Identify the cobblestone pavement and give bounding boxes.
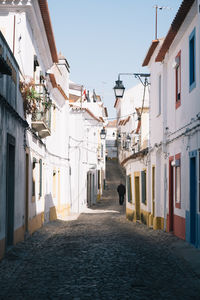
[0,160,200,299]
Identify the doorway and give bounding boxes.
[152,166,155,218]
[190,155,197,246]
[168,157,174,232]
[6,134,15,248]
[134,174,140,220]
[25,152,29,233]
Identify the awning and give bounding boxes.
[0,56,12,76]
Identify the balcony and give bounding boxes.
[31,84,51,138]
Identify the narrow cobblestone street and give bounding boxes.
[0,160,200,299]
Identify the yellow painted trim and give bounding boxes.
[57,204,71,218]
[126,207,135,222]
[153,217,164,230]
[28,212,44,235]
[140,209,151,227]
[50,206,57,221]
[134,171,140,177]
[14,225,25,245]
[149,214,154,227]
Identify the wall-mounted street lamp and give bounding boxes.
[126,134,131,149]
[113,73,150,99]
[100,128,106,140]
[113,79,125,98]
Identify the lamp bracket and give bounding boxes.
[118,73,150,87]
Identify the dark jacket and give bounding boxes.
[117,184,126,196]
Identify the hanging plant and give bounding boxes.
[42,98,52,111]
[20,79,40,115]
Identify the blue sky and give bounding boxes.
[48,0,182,118]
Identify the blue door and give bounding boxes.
[190,154,197,246]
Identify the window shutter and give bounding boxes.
[126,175,132,203]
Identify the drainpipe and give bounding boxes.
[164,163,167,231]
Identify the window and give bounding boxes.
[158,74,161,115]
[126,175,132,203]
[175,154,181,208]
[175,51,181,108]
[189,28,196,92]
[141,170,147,204]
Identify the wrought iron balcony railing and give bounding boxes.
[31,84,51,138]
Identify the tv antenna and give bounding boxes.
[153,5,172,40]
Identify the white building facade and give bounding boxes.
[105,120,118,159]
[68,86,107,212]
[0,0,71,240]
[0,31,28,259]
[124,0,200,247]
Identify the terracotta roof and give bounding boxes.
[57,85,68,100]
[49,73,57,88]
[142,40,159,66]
[99,117,104,123]
[118,115,131,126]
[49,73,68,100]
[135,120,141,134]
[70,105,102,122]
[69,94,80,103]
[124,116,130,125]
[136,107,149,115]
[38,0,58,63]
[118,119,124,126]
[107,120,117,127]
[121,148,148,167]
[104,107,108,117]
[114,98,120,108]
[155,0,195,62]
[58,52,66,60]
[84,109,102,122]
[96,95,102,102]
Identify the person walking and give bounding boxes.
[117,182,126,205]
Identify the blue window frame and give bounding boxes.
[189,28,196,92]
